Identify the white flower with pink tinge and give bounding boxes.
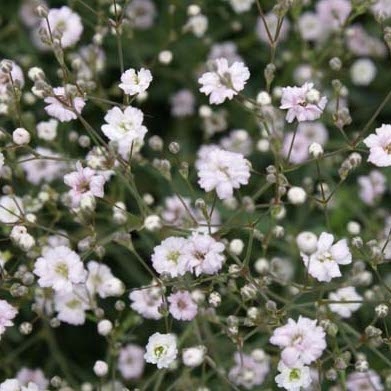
[270,316,326,367]
[64,161,106,208]
[363,124,391,167]
[197,147,251,200]
[301,232,352,282]
[0,300,17,336]
[118,344,145,380]
[280,82,327,123]
[168,291,198,321]
[198,58,250,105]
[44,87,85,122]
[184,233,225,276]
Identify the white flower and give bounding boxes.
[275,361,312,391]
[0,379,21,391]
[350,59,377,86]
[44,87,85,122]
[54,286,90,325]
[0,300,18,335]
[86,261,124,298]
[301,232,352,282]
[13,128,30,145]
[41,6,83,48]
[270,316,326,367]
[197,147,251,199]
[182,346,206,367]
[129,283,163,320]
[198,58,250,104]
[363,124,391,167]
[97,319,113,336]
[287,187,307,205]
[229,0,255,13]
[0,196,24,224]
[185,14,208,38]
[151,236,188,278]
[328,286,363,318]
[33,245,87,292]
[144,332,178,369]
[184,233,225,276]
[101,106,148,158]
[36,119,58,141]
[296,231,318,254]
[119,68,152,96]
[144,215,162,231]
[93,360,108,377]
[298,12,323,42]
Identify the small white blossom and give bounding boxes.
[119,68,152,96]
[144,333,178,369]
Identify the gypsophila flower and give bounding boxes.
[228,351,270,389]
[197,147,250,199]
[40,6,83,48]
[64,161,106,208]
[36,119,58,141]
[328,286,363,318]
[168,291,198,321]
[358,170,386,205]
[129,283,163,320]
[33,245,87,292]
[0,300,18,336]
[275,361,312,391]
[351,59,377,86]
[182,346,206,368]
[44,87,85,122]
[198,58,250,104]
[363,124,391,167]
[346,370,384,391]
[270,316,327,367]
[54,285,90,325]
[144,332,178,369]
[16,368,48,391]
[280,83,327,123]
[101,106,148,158]
[301,232,352,282]
[184,233,225,276]
[118,344,145,380]
[0,196,24,224]
[151,236,188,278]
[119,68,152,96]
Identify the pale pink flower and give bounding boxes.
[129,283,163,320]
[228,351,270,389]
[40,6,83,48]
[64,161,106,208]
[301,232,352,282]
[363,124,391,167]
[184,233,225,276]
[126,0,156,30]
[197,147,250,199]
[198,58,250,104]
[168,291,198,321]
[17,368,48,391]
[44,87,85,122]
[19,147,66,185]
[33,245,87,292]
[372,0,391,18]
[280,83,327,123]
[347,370,384,391]
[170,89,195,117]
[316,0,351,31]
[151,236,188,278]
[270,316,326,367]
[119,68,152,96]
[0,300,18,335]
[118,344,145,380]
[358,170,386,205]
[328,286,362,318]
